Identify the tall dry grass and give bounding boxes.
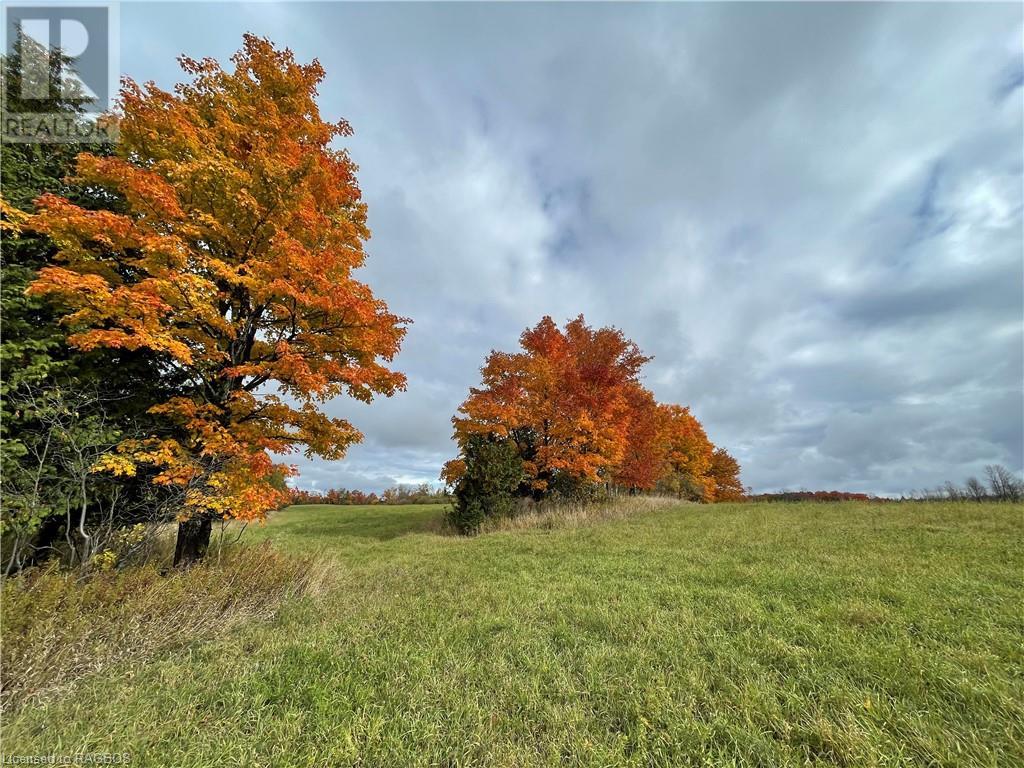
[479,495,685,534]
[0,541,332,712]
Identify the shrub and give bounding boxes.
[447,436,524,534]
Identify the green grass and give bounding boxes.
[4,501,1023,767]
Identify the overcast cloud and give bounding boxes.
[122,2,1023,494]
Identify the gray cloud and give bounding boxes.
[122,2,1023,494]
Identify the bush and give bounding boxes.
[447,436,524,534]
[0,540,330,712]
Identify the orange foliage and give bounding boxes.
[452,316,649,491]
[659,404,716,501]
[27,36,407,522]
[613,385,668,492]
[448,315,742,502]
[709,448,745,502]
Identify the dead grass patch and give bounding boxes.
[479,495,686,534]
[0,541,332,712]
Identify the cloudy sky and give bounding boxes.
[121,2,1023,495]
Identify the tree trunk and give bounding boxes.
[173,517,213,566]
[22,514,65,569]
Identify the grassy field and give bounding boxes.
[4,500,1022,767]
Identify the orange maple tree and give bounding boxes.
[446,316,649,494]
[28,36,407,562]
[658,403,716,501]
[613,385,668,492]
[708,447,745,501]
[445,315,743,504]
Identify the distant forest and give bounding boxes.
[289,484,448,506]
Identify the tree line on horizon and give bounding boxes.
[288,483,448,506]
[746,463,1023,503]
[914,464,1023,503]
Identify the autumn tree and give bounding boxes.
[445,316,649,498]
[708,447,744,502]
[445,315,744,523]
[656,404,715,501]
[613,385,668,493]
[27,36,407,563]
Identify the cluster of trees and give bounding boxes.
[441,316,743,532]
[916,465,1023,503]
[1,35,406,568]
[289,484,447,506]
